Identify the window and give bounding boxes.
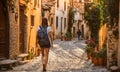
[31,15,34,26]
[64,18,66,28]
[57,0,59,8]
[56,16,58,29]
[64,2,66,11]
[51,17,53,25]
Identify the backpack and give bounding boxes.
[37,26,50,46]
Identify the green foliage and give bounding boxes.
[98,47,107,58]
[65,32,72,38]
[85,38,96,53]
[91,52,99,58]
[84,3,100,42]
[67,7,76,33]
[85,46,93,53]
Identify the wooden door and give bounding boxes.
[82,25,84,38]
[19,6,27,53]
[0,1,9,58]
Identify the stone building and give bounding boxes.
[72,0,86,38]
[54,0,69,38]
[0,0,42,59]
[0,0,20,59]
[42,0,55,39]
[19,0,42,57]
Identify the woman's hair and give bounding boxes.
[41,18,48,26]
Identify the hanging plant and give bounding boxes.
[8,0,15,13]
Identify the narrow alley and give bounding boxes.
[4,39,109,72]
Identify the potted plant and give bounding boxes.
[97,46,107,66]
[85,38,96,60]
[97,51,104,66]
[64,32,72,41]
[91,51,99,66]
[85,46,93,60]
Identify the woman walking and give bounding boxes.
[36,18,53,72]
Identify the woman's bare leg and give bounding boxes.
[41,48,50,71]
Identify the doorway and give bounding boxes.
[19,6,27,53]
[82,25,84,38]
[0,1,9,58]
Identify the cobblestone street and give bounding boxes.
[4,39,109,72]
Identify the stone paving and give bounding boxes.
[2,39,110,72]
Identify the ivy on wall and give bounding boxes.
[84,3,100,43]
[84,0,112,43]
[67,7,75,34]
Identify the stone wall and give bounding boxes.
[118,0,120,68]
[25,0,42,55]
[9,0,19,59]
[107,26,118,68]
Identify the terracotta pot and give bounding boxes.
[92,57,98,66]
[98,57,104,66]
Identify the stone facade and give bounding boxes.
[8,0,42,59]
[9,0,19,59]
[72,0,86,38]
[54,0,69,38]
[22,0,42,55]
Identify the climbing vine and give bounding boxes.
[67,7,76,34]
[84,3,100,43]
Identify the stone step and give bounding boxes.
[18,53,29,61]
[0,59,19,70]
[0,57,6,61]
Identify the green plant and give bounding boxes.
[85,46,92,53]
[65,32,72,38]
[28,50,34,59]
[67,7,76,33]
[84,3,100,42]
[87,38,96,48]
[91,51,99,58]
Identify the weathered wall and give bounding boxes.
[25,0,41,55]
[9,0,19,59]
[118,0,120,68]
[54,0,68,38]
[9,0,42,58]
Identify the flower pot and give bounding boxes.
[92,57,98,66]
[98,57,104,66]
